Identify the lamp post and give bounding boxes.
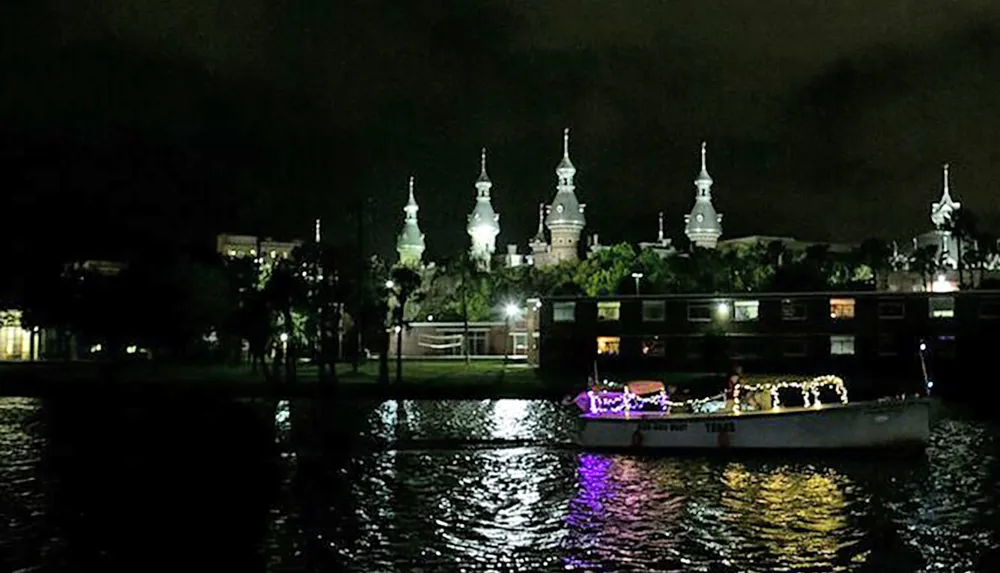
[631,272,644,295]
[503,302,521,373]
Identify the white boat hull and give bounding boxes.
[578,399,932,450]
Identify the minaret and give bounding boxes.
[467,147,501,271]
[684,141,723,249]
[529,202,549,267]
[931,162,961,228]
[639,210,675,257]
[396,176,426,266]
[314,218,322,243]
[544,128,586,264]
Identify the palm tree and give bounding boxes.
[944,209,978,289]
[909,244,940,291]
[387,266,423,384]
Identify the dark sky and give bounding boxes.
[3,0,1000,262]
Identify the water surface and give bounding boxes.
[1,396,997,572]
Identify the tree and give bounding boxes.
[263,258,306,384]
[574,243,637,296]
[292,241,347,385]
[909,244,940,290]
[945,209,978,288]
[387,266,423,384]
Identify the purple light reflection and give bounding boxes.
[563,453,614,570]
[562,454,687,571]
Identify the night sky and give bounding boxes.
[3,1,1000,263]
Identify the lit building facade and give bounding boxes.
[217,234,302,260]
[684,142,723,249]
[0,310,40,361]
[527,290,1000,400]
[542,128,587,266]
[396,176,427,267]
[467,148,501,271]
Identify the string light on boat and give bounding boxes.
[584,375,849,415]
[732,375,848,413]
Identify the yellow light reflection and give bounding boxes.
[720,464,853,568]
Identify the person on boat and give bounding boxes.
[726,363,743,411]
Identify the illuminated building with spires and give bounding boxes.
[396,176,426,267]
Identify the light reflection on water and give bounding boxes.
[1,396,998,572]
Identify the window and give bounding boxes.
[642,300,666,322]
[441,330,486,356]
[597,301,621,322]
[830,335,855,355]
[781,300,807,321]
[878,301,905,319]
[782,338,807,357]
[878,334,897,356]
[929,296,955,318]
[641,338,665,356]
[510,333,528,354]
[553,302,576,322]
[688,303,712,322]
[830,298,855,320]
[596,336,620,356]
[979,300,1000,319]
[733,300,759,322]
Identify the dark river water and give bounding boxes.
[1,396,998,572]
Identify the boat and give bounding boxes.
[573,374,932,450]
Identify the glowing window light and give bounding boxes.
[716,302,730,319]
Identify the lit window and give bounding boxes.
[642,300,666,322]
[597,336,620,355]
[878,301,905,319]
[830,335,855,355]
[781,300,807,321]
[733,300,759,322]
[929,296,954,318]
[830,298,855,319]
[687,303,712,322]
[553,302,576,322]
[597,301,621,322]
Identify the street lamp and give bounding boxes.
[631,272,644,295]
[385,279,395,289]
[503,302,522,370]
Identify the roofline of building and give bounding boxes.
[542,289,1000,302]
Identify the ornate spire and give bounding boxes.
[556,127,576,183]
[397,175,425,265]
[476,147,491,187]
[931,162,961,228]
[468,148,500,269]
[657,211,665,243]
[684,140,723,248]
[314,218,321,243]
[405,176,418,218]
[532,202,547,243]
[695,141,713,191]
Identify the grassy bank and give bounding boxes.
[0,359,731,400]
[0,359,565,400]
